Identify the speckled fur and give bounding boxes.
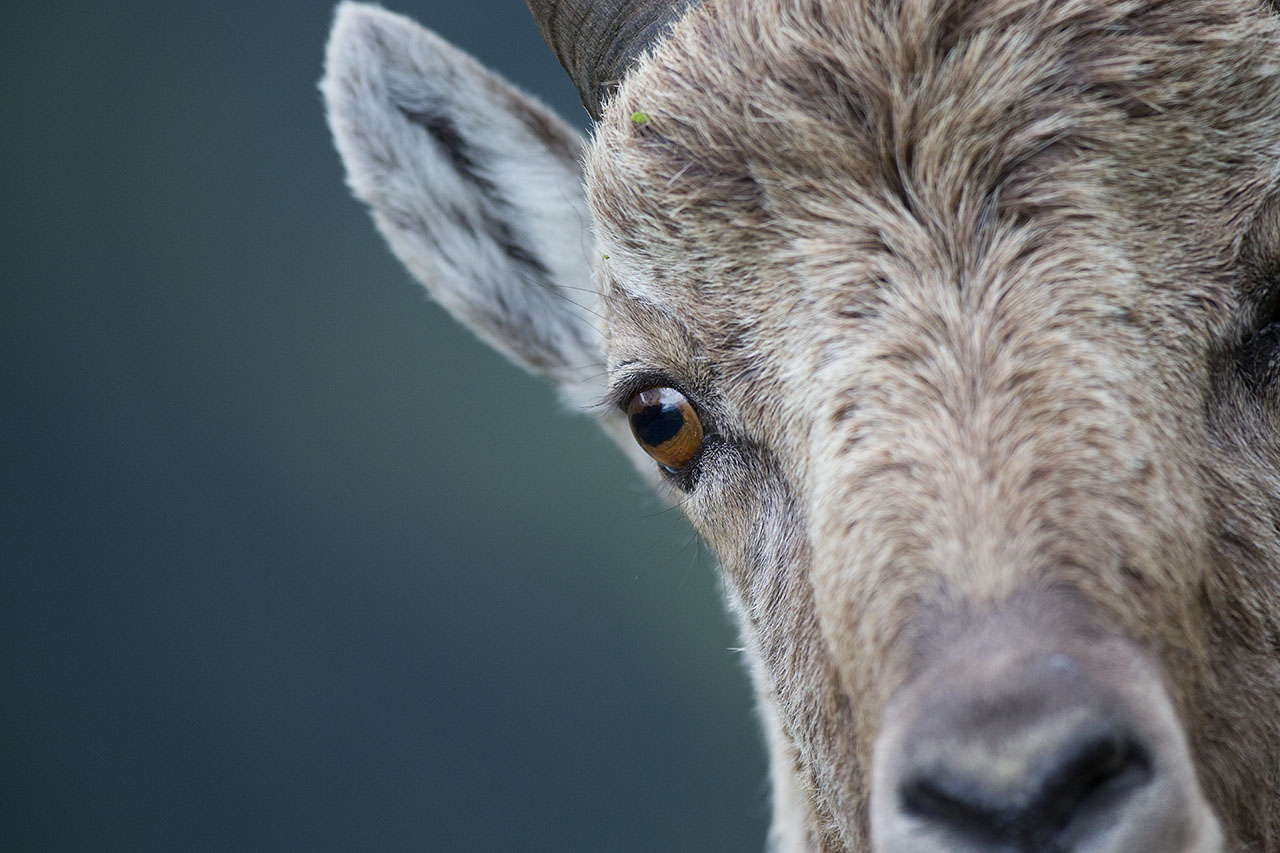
[589,0,1280,848]
[326,1,1280,849]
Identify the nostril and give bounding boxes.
[900,772,1011,844]
[900,731,1153,846]
[1035,732,1151,830]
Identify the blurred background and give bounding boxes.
[1,2,767,850]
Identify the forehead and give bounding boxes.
[586,0,1280,371]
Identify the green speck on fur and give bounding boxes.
[630,111,651,125]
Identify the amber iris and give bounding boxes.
[626,387,704,471]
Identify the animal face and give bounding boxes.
[323,1,1280,849]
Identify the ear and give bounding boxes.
[321,2,603,407]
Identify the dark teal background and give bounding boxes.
[2,3,766,849]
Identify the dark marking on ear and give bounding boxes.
[396,105,596,373]
[399,107,499,195]
[398,106,553,279]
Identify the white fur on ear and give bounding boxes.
[321,3,604,406]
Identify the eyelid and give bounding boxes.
[602,367,688,413]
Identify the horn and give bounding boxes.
[526,0,702,120]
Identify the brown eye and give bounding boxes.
[626,387,704,472]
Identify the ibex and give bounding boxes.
[322,0,1280,849]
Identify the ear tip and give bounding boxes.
[321,3,406,106]
[323,3,374,82]
[322,1,458,88]
[330,2,396,34]
[320,4,400,185]
[327,2,382,54]
[325,2,418,67]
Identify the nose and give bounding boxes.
[870,623,1222,853]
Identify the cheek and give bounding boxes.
[692,462,823,668]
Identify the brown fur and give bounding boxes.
[586,0,1280,848]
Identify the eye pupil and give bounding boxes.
[630,401,685,446]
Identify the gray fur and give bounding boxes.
[324,1,1280,850]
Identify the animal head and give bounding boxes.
[321,1,1280,850]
